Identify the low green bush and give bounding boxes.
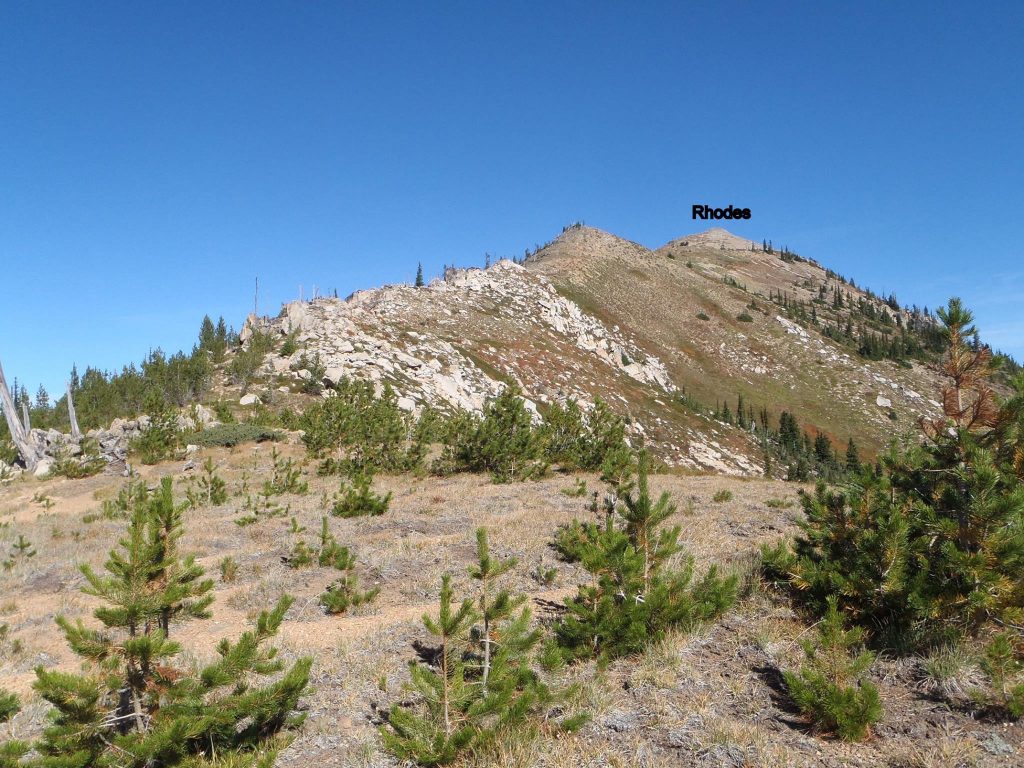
[192,423,281,447]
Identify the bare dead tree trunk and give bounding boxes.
[21,401,31,432]
[66,380,81,439]
[0,359,38,471]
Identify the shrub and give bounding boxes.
[219,556,239,582]
[0,441,17,466]
[302,379,422,475]
[192,422,282,447]
[736,312,754,322]
[51,439,105,479]
[696,311,710,321]
[561,478,588,497]
[783,597,882,741]
[554,456,737,662]
[712,489,733,503]
[331,473,391,517]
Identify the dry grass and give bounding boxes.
[0,446,1020,766]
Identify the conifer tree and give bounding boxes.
[383,533,582,765]
[0,689,27,767]
[554,456,737,661]
[416,263,425,287]
[142,477,215,635]
[845,438,861,473]
[318,517,380,614]
[764,298,1024,650]
[783,597,882,741]
[23,481,310,765]
[467,528,521,693]
[383,574,480,764]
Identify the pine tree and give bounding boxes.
[26,481,310,765]
[845,438,861,473]
[554,456,737,661]
[765,298,1024,650]
[383,535,581,765]
[443,385,545,482]
[783,597,882,741]
[383,574,480,764]
[0,689,28,767]
[144,477,215,635]
[467,528,520,693]
[416,263,425,287]
[318,517,379,614]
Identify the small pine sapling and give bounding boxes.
[331,473,391,518]
[196,456,228,506]
[0,688,28,767]
[262,448,309,496]
[783,597,883,741]
[467,528,521,694]
[554,455,737,662]
[316,518,379,614]
[980,631,1024,718]
[382,574,479,765]
[561,478,588,497]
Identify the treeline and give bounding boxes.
[700,391,861,482]
[1,315,236,440]
[299,380,634,484]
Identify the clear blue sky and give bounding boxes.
[3,1,1022,396]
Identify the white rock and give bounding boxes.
[876,395,892,408]
[33,458,54,478]
[239,393,262,406]
[397,396,416,412]
[323,367,346,386]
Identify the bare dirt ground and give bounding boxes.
[1,439,1020,767]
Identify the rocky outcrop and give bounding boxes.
[1,406,217,479]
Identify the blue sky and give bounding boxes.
[2,2,1022,396]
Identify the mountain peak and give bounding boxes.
[662,227,754,251]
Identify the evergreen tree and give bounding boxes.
[0,689,28,767]
[416,263,425,287]
[467,528,521,694]
[383,535,582,765]
[765,298,1024,650]
[24,481,310,765]
[783,597,882,741]
[553,456,737,661]
[441,385,545,482]
[845,438,861,473]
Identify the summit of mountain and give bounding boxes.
[226,224,952,476]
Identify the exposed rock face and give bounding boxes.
[6,405,217,478]
[244,260,767,474]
